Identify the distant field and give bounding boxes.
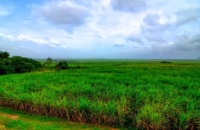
[0,60,200,129]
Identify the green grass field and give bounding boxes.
[0,60,200,129]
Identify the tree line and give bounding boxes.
[0,51,68,75]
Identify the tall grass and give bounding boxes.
[0,60,200,129]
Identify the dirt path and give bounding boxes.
[0,112,19,120]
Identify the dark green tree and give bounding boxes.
[0,51,14,75]
[0,65,14,75]
[10,56,41,73]
[46,57,53,67]
[0,51,3,59]
[55,61,68,70]
[0,51,9,59]
[3,51,9,59]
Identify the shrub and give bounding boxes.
[10,56,41,73]
[0,65,14,75]
[161,61,172,64]
[55,61,68,70]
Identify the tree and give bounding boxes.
[0,51,9,59]
[46,57,53,67]
[0,51,13,75]
[55,61,68,70]
[0,51,3,59]
[0,65,14,75]
[2,51,9,59]
[0,51,42,75]
[0,51,10,67]
[10,56,41,73]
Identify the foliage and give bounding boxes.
[0,51,13,75]
[47,57,53,64]
[161,61,172,64]
[0,60,200,129]
[46,57,53,68]
[10,56,41,73]
[0,51,42,75]
[0,51,9,59]
[0,65,14,75]
[55,61,68,70]
[0,51,10,65]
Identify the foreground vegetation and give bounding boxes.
[0,107,115,130]
[0,60,200,129]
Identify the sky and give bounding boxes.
[0,0,200,59]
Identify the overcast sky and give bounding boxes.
[0,0,200,59]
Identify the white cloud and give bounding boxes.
[127,12,175,46]
[0,33,15,40]
[1,0,200,58]
[0,32,59,46]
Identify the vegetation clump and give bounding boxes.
[161,61,172,64]
[55,61,68,70]
[10,56,41,73]
[0,51,41,75]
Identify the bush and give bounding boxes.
[0,65,14,75]
[55,61,68,70]
[161,61,172,64]
[10,56,41,73]
[0,51,42,75]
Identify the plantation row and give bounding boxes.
[0,61,200,129]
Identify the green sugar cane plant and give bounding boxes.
[0,60,199,129]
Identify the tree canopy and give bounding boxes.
[55,61,68,70]
[0,51,41,75]
[0,50,69,75]
[10,56,41,73]
[0,51,9,59]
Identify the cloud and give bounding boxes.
[111,0,147,13]
[34,0,89,27]
[143,13,160,26]
[118,0,200,58]
[127,13,174,45]
[127,35,144,44]
[114,42,124,47]
[142,13,175,32]
[174,34,200,51]
[0,33,15,40]
[0,33,59,47]
[1,0,200,59]
[176,7,200,26]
